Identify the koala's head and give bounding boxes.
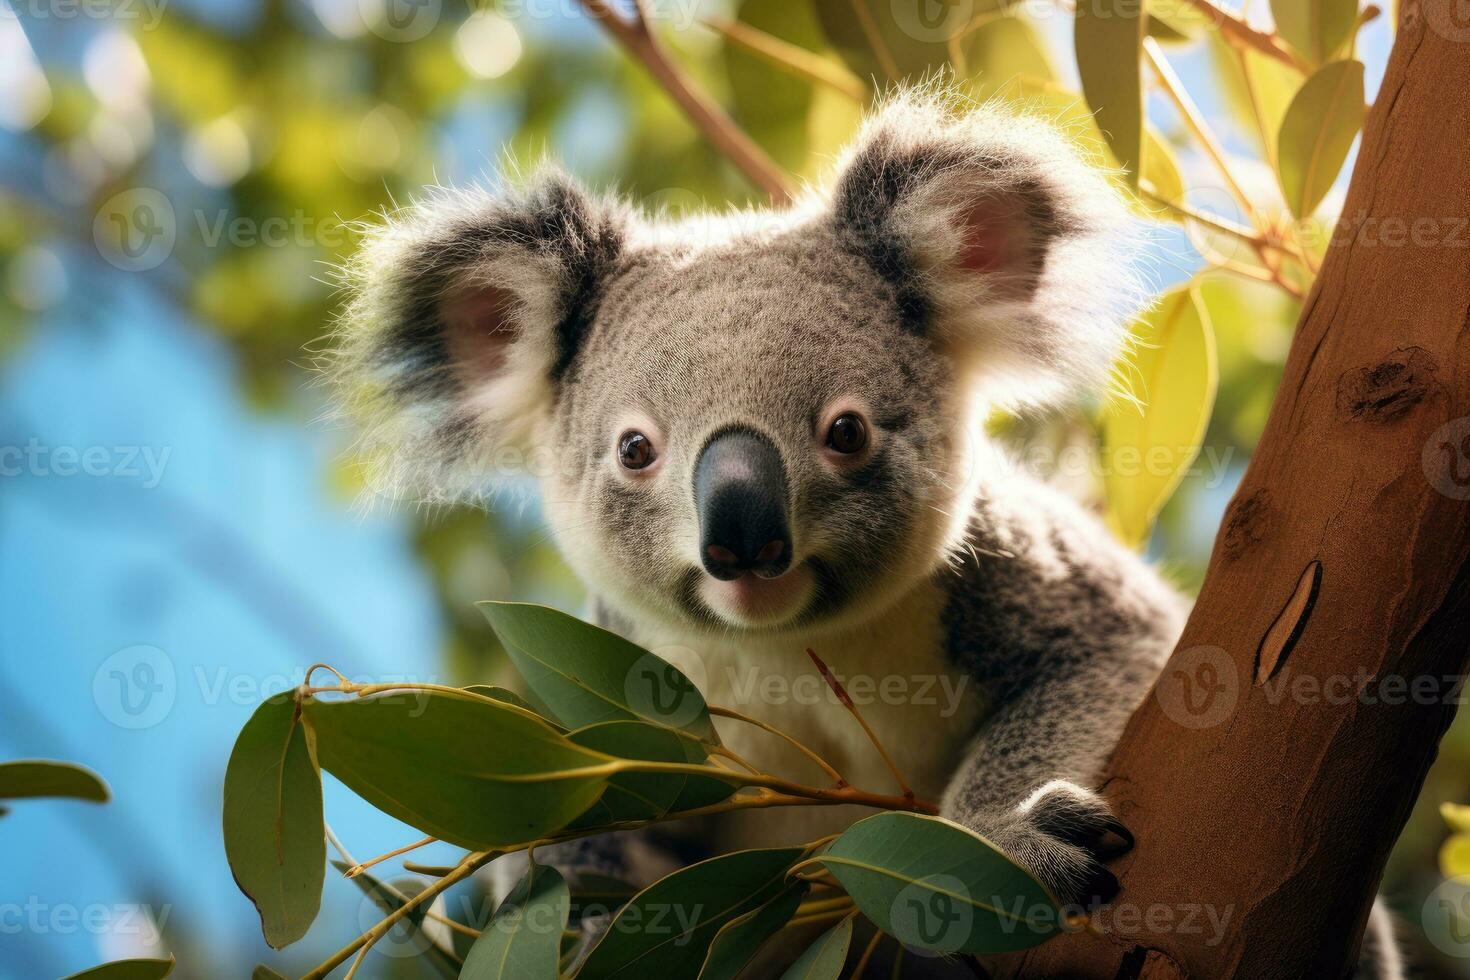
[330,93,1142,636]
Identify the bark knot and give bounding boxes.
[1334,347,1437,423]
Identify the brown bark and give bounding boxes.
[987,3,1470,976]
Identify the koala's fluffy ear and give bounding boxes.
[828,92,1145,408]
[328,170,626,502]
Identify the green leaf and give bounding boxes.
[1271,0,1358,64]
[817,812,1060,954]
[1146,0,1215,43]
[0,759,110,803]
[1444,802,1470,833]
[567,721,735,828]
[478,601,715,741]
[462,684,537,713]
[1075,0,1145,185]
[1209,34,1300,160]
[462,863,569,979]
[332,860,459,977]
[61,958,175,980]
[1104,284,1218,549]
[223,693,325,949]
[250,968,288,980]
[1277,59,1366,219]
[779,915,852,979]
[699,881,808,980]
[579,847,806,978]
[303,690,611,849]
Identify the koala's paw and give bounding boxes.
[981,780,1133,908]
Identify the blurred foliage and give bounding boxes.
[4,0,1469,971]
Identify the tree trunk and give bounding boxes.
[988,2,1470,975]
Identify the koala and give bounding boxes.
[329,92,1401,976]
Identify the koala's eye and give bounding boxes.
[618,430,657,470]
[825,413,868,455]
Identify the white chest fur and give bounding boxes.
[626,581,984,850]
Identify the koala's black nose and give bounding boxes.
[694,428,792,580]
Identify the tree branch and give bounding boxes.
[1183,0,1312,73]
[575,0,795,205]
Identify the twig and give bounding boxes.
[575,0,794,204]
[849,0,901,82]
[807,648,915,801]
[1182,0,1311,72]
[344,835,436,879]
[702,17,868,102]
[302,851,495,980]
[852,927,885,977]
[1143,38,1257,223]
[710,704,850,787]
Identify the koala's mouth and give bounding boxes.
[698,561,814,627]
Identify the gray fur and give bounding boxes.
[328,90,1400,975]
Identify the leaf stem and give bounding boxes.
[851,926,885,977]
[710,704,849,787]
[344,835,437,879]
[1181,0,1311,72]
[301,851,495,980]
[806,648,915,802]
[701,16,868,102]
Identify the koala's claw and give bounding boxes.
[980,780,1132,909]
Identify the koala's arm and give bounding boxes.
[940,475,1187,901]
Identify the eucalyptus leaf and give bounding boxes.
[779,915,852,979]
[817,812,1060,954]
[250,968,287,980]
[1271,0,1358,64]
[579,846,806,978]
[967,15,1055,97]
[1444,834,1470,879]
[567,720,735,828]
[1143,126,1185,219]
[462,863,569,979]
[60,958,175,980]
[0,759,110,803]
[699,880,808,980]
[1075,0,1145,184]
[332,860,459,977]
[1444,802,1470,834]
[462,684,537,713]
[303,690,610,849]
[223,693,325,949]
[1277,59,1366,219]
[1104,284,1218,549]
[479,601,715,741]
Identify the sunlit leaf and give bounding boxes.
[61,958,174,980]
[700,881,808,980]
[478,602,715,741]
[1276,59,1366,218]
[1146,0,1216,43]
[1104,284,1218,549]
[0,760,109,803]
[1075,0,1145,184]
[1142,126,1186,220]
[223,693,325,949]
[579,847,805,978]
[1445,803,1470,834]
[779,915,852,979]
[1443,834,1470,879]
[462,863,569,979]
[303,690,610,849]
[968,15,1055,96]
[567,720,734,828]
[817,812,1060,954]
[1208,33,1301,161]
[332,860,458,977]
[1271,0,1359,64]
